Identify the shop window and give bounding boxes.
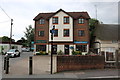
[76,45,87,52]
[36,45,46,51]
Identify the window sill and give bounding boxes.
[64,36,69,37]
[64,23,69,24]
[53,23,58,25]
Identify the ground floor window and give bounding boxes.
[76,45,87,52]
[106,52,115,61]
[36,45,46,51]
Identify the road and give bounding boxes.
[9,52,33,64]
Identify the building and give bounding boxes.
[94,24,119,62]
[0,42,22,53]
[33,9,90,55]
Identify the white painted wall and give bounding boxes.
[95,38,119,52]
[0,43,22,53]
[49,11,73,41]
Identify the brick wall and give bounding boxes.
[57,55,105,72]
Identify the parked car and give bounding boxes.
[5,49,20,57]
[22,48,30,52]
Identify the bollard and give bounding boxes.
[4,57,6,70]
[29,56,33,75]
[5,56,9,74]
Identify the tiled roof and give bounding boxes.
[33,9,90,20]
[94,24,119,41]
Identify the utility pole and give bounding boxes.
[9,19,13,49]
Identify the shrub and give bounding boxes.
[35,51,47,55]
[57,50,63,55]
[72,51,82,55]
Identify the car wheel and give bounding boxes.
[14,54,16,57]
[18,53,20,57]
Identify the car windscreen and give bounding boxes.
[8,49,15,52]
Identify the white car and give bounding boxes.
[5,49,20,57]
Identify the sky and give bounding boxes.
[0,0,119,41]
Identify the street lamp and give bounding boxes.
[50,25,55,74]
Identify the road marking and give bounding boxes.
[87,76,119,79]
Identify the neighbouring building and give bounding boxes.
[94,24,119,62]
[0,42,22,53]
[33,9,90,55]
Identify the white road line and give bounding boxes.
[87,76,119,79]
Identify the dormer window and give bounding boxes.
[78,18,84,24]
[39,18,45,24]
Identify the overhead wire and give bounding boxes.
[0,5,11,19]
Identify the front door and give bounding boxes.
[64,45,69,55]
[53,45,57,54]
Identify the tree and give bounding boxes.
[89,18,99,49]
[24,25,34,50]
[0,36,15,42]
[17,37,27,47]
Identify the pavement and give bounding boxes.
[1,55,120,80]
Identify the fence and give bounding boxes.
[57,55,105,72]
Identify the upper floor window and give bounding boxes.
[78,30,85,36]
[78,18,84,24]
[52,17,58,24]
[64,16,69,24]
[64,29,69,37]
[38,31,44,37]
[54,29,58,37]
[39,19,45,24]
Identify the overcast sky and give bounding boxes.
[0,0,119,41]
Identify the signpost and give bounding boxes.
[50,25,55,74]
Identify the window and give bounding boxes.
[64,29,69,37]
[76,45,87,52]
[52,17,58,24]
[78,30,85,36]
[64,17,69,24]
[38,31,44,37]
[54,29,58,37]
[39,19,45,24]
[78,18,84,24]
[36,45,46,51]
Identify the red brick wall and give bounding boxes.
[35,20,49,45]
[57,55,105,72]
[73,19,90,42]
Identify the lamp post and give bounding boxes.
[50,25,55,74]
[9,19,13,49]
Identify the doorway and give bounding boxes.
[53,45,57,54]
[64,45,69,55]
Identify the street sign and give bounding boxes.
[74,41,88,44]
[50,30,55,34]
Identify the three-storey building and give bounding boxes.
[33,9,90,55]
